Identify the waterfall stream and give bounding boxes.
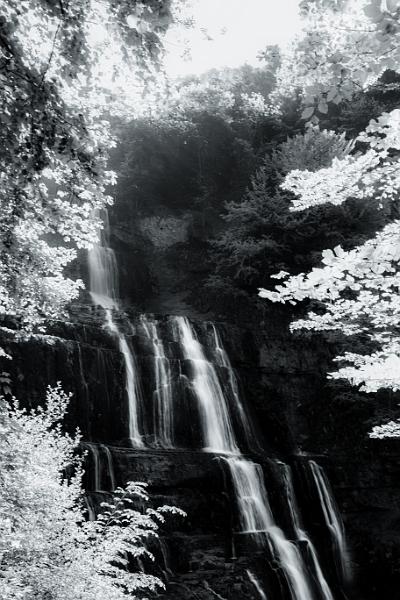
[309,461,352,584]
[88,211,143,447]
[84,213,351,599]
[140,315,174,448]
[84,495,96,521]
[225,457,316,600]
[88,210,119,310]
[83,442,116,492]
[84,442,101,491]
[279,462,334,600]
[247,570,268,600]
[172,316,336,600]
[173,316,238,454]
[103,309,143,447]
[101,444,116,492]
[210,323,257,451]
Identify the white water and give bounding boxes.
[225,457,271,533]
[247,570,268,600]
[83,443,117,492]
[141,315,174,448]
[210,324,256,450]
[225,457,315,600]
[173,316,238,454]
[174,316,319,599]
[309,461,351,584]
[104,309,143,447]
[101,444,116,492]
[84,495,96,521]
[88,210,119,310]
[86,213,344,597]
[88,211,143,447]
[158,538,173,579]
[85,442,101,491]
[279,462,334,600]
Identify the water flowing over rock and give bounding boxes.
[309,460,352,585]
[0,206,361,599]
[88,210,144,447]
[247,570,268,600]
[279,461,334,600]
[79,210,354,598]
[172,315,239,454]
[140,314,174,448]
[102,444,116,492]
[82,442,116,492]
[83,442,101,492]
[210,323,258,452]
[224,457,316,600]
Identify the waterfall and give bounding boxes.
[101,444,116,492]
[224,457,271,534]
[172,316,238,454]
[173,316,322,600]
[210,323,257,451]
[81,210,352,598]
[247,570,268,600]
[88,210,144,447]
[309,461,352,584]
[225,457,315,600]
[84,495,96,521]
[158,538,173,580]
[103,310,144,447]
[140,315,174,448]
[279,462,334,600]
[83,443,116,492]
[84,442,101,491]
[88,210,118,309]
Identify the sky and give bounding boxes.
[164,0,302,77]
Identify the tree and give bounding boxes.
[0,384,183,599]
[0,0,176,332]
[259,0,400,437]
[207,124,382,315]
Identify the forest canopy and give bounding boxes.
[0,0,176,331]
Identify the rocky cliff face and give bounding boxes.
[1,159,399,599]
[2,296,400,599]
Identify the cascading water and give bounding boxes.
[84,442,101,491]
[88,210,143,447]
[225,457,316,600]
[224,457,271,535]
[103,310,143,447]
[83,443,116,492]
[140,315,174,448]
[84,495,96,521]
[309,461,352,585]
[210,323,257,451]
[86,215,351,598]
[247,570,268,600]
[88,210,119,310]
[279,461,334,600]
[101,444,116,492]
[173,316,238,454]
[173,316,324,600]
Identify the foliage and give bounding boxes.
[112,64,282,218]
[0,0,175,332]
[259,0,400,436]
[370,418,400,438]
[160,64,278,130]
[275,0,400,118]
[207,125,382,312]
[0,383,183,600]
[282,109,400,211]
